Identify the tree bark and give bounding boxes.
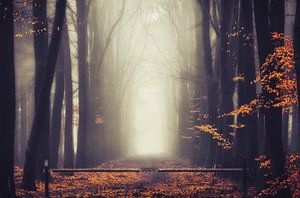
[76,0,88,168]
[198,0,218,167]
[0,1,16,196]
[32,0,51,178]
[282,111,289,151]
[219,0,238,167]
[86,6,105,166]
[22,0,67,190]
[49,39,65,168]
[254,0,290,196]
[235,0,257,172]
[63,25,74,168]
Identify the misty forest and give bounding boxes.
[1,0,300,197]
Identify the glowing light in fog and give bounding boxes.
[133,86,165,155]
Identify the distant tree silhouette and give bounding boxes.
[0,1,16,197]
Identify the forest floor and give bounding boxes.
[15,156,253,197]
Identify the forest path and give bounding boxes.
[15,157,244,197]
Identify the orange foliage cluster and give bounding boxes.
[15,160,242,197]
[193,33,297,150]
[256,32,297,111]
[256,155,300,198]
[233,74,245,82]
[229,99,258,117]
[229,123,246,129]
[195,125,232,150]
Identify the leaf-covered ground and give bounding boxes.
[15,156,246,197]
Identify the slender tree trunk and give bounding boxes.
[86,8,105,165]
[194,0,209,166]
[49,40,65,168]
[198,0,218,167]
[76,0,88,168]
[0,1,16,196]
[22,0,67,190]
[32,0,51,178]
[294,0,300,153]
[235,0,257,173]
[219,0,237,167]
[211,0,222,166]
[63,25,74,168]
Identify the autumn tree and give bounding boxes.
[254,0,290,196]
[23,0,67,190]
[218,0,238,167]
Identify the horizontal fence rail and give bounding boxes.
[50,167,244,173]
[44,159,248,197]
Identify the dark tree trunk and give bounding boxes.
[219,0,237,167]
[76,0,88,168]
[194,0,209,166]
[32,0,51,178]
[235,0,257,173]
[49,39,65,168]
[63,25,74,168]
[22,0,67,190]
[254,0,290,196]
[211,0,222,166]
[294,0,300,154]
[282,111,289,152]
[198,0,218,167]
[0,1,16,196]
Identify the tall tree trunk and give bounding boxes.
[235,0,257,173]
[63,25,74,168]
[198,0,218,167]
[0,1,16,196]
[76,0,88,168]
[219,0,237,167]
[86,7,105,165]
[254,0,290,196]
[194,0,209,166]
[294,0,300,152]
[49,40,65,168]
[22,0,67,190]
[32,0,51,178]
